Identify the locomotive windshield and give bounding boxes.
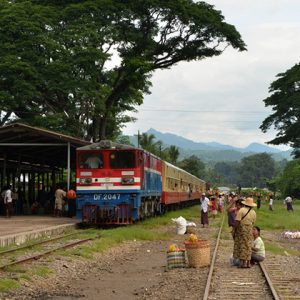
[78,152,103,169]
[109,151,135,169]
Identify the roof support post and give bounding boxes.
[67,142,70,190]
[2,153,7,188]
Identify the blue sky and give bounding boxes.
[123,0,300,150]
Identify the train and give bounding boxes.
[75,140,206,225]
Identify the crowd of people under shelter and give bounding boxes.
[0,184,77,218]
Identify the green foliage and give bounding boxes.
[178,155,206,178]
[114,135,134,146]
[256,200,300,230]
[0,279,19,292]
[0,0,246,140]
[213,161,239,185]
[139,132,163,155]
[260,63,300,157]
[31,266,53,278]
[164,145,180,164]
[238,153,276,188]
[277,159,300,198]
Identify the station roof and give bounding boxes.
[0,123,90,170]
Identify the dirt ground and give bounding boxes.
[4,220,218,300]
[3,219,300,300]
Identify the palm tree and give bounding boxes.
[139,133,162,156]
[167,145,180,164]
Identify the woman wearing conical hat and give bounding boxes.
[234,197,257,268]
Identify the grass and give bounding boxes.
[0,279,19,292]
[248,200,300,256]
[30,266,53,278]
[65,205,202,258]
[256,199,300,230]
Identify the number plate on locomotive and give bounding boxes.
[93,193,121,200]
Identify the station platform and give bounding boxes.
[0,216,79,247]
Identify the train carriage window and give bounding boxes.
[79,152,103,169]
[109,151,136,169]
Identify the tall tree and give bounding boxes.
[165,145,180,165]
[237,153,276,188]
[178,155,205,179]
[213,161,239,184]
[0,0,246,140]
[260,63,300,157]
[277,159,300,198]
[139,132,162,155]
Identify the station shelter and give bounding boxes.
[0,123,90,215]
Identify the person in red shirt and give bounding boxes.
[67,187,76,217]
[210,196,217,219]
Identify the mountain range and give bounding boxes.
[130,128,292,162]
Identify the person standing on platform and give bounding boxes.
[67,186,76,218]
[4,185,13,218]
[200,193,210,228]
[54,185,66,217]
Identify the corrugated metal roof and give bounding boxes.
[0,123,90,169]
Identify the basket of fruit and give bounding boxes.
[167,244,186,269]
[184,234,210,268]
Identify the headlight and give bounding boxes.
[79,177,92,185]
[121,177,134,185]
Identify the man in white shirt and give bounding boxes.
[284,196,293,212]
[4,185,13,218]
[200,193,210,228]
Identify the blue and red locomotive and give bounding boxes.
[76,140,205,224]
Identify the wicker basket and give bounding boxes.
[186,226,197,234]
[167,250,186,269]
[184,240,210,268]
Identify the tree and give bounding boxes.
[165,145,180,165]
[0,0,246,140]
[213,161,239,184]
[237,153,276,188]
[260,63,300,157]
[178,155,205,179]
[139,132,162,155]
[277,159,300,198]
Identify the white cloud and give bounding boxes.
[123,0,300,150]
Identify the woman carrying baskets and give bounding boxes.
[234,197,257,268]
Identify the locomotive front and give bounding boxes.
[76,141,142,224]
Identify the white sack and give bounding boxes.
[171,216,187,235]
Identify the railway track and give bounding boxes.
[202,216,299,300]
[0,231,99,271]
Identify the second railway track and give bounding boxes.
[0,231,99,271]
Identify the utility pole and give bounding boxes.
[137,130,140,148]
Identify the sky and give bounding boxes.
[122,0,300,150]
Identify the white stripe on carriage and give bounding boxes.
[77,186,141,190]
[76,177,141,183]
